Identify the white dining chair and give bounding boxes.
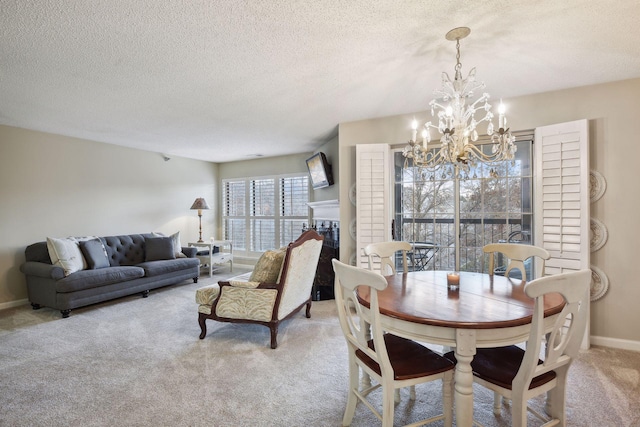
[445,269,591,426]
[364,241,412,276]
[483,243,550,281]
[363,240,415,402]
[332,259,455,427]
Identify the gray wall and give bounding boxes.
[337,78,640,349]
[0,125,218,307]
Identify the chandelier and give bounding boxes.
[402,27,516,175]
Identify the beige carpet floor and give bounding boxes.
[1,269,639,426]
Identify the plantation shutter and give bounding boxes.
[280,176,310,245]
[356,144,391,267]
[534,119,590,348]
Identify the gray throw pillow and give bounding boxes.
[145,237,176,261]
[79,239,110,269]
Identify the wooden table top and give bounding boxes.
[357,270,565,329]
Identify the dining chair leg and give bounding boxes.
[547,371,568,424]
[512,389,527,427]
[342,358,359,426]
[382,385,395,427]
[409,385,416,400]
[493,391,502,414]
[443,371,454,427]
[394,388,401,403]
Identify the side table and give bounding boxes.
[188,240,233,276]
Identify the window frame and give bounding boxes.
[222,173,310,259]
[391,133,535,274]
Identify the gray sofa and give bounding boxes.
[20,233,200,318]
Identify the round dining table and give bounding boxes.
[356,270,565,427]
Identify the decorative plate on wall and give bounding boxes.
[590,217,608,252]
[589,169,606,203]
[349,218,357,241]
[590,265,609,302]
[349,183,357,206]
[349,252,357,266]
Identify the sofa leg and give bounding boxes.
[305,301,312,318]
[141,290,149,298]
[198,313,207,339]
[193,277,199,283]
[61,309,71,318]
[270,325,278,349]
[31,303,41,310]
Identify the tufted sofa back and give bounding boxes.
[24,234,150,267]
[101,234,146,266]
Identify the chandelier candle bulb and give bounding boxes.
[498,100,506,129]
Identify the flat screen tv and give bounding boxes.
[306,152,334,189]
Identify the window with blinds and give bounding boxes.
[223,174,309,257]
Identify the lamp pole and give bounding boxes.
[197,209,204,243]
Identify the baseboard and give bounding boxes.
[590,335,640,352]
[0,298,28,311]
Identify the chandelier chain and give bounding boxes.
[454,38,462,79]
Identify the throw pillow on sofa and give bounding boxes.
[145,237,176,262]
[79,238,110,269]
[46,237,86,276]
[249,247,287,283]
[151,231,185,258]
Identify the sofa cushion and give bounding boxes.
[138,258,200,277]
[46,237,86,276]
[249,247,287,283]
[79,239,110,269]
[145,237,176,261]
[55,266,145,293]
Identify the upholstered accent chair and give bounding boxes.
[195,230,323,349]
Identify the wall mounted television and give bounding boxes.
[306,152,334,189]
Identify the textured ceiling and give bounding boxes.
[2,1,640,163]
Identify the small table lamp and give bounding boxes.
[190,198,210,243]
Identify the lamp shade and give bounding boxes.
[190,198,210,210]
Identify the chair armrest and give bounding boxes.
[181,246,198,258]
[20,261,65,280]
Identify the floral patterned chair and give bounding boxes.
[195,229,323,349]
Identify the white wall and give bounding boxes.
[338,78,640,349]
[0,125,218,307]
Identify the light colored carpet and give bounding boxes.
[1,270,639,427]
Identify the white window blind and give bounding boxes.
[223,180,246,251]
[223,174,310,257]
[280,175,310,245]
[251,179,276,252]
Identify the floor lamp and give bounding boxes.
[190,198,210,243]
